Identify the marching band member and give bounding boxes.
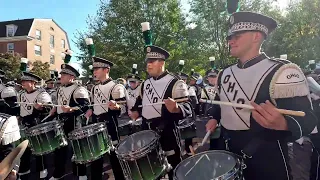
[126,64,141,118]
[85,57,126,180]
[18,70,52,180]
[130,45,192,180]
[0,70,19,116]
[0,116,20,180]
[49,63,90,180]
[45,78,57,105]
[205,11,317,180]
[201,68,223,150]
[188,72,201,115]
[178,71,197,156]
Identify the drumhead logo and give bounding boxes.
[287,73,299,79]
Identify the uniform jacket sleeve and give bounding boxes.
[73,87,90,116]
[270,63,318,140]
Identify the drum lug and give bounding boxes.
[241,163,247,170]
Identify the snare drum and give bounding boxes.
[116,130,170,180]
[174,150,244,180]
[27,120,67,155]
[68,122,111,164]
[118,118,133,136]
[177,117,197,139]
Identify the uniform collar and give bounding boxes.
[237,53,268,69]
[152,70,168,81]
[64,83,75,87]
[100,78,113,85]
[26,88,37,94]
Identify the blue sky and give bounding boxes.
[0,0,101,71]
[1,0,288,72]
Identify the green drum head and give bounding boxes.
[174,151,238,180]
[117,130,157,156]
[27,121,60,135]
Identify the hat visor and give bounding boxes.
[145,58,165,62]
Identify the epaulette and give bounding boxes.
[269,58,291,65]
[168,71,182,80]
[37,87,46,93]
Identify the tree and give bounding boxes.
[0,52,22,80]
[188,0,282,72]
[263,0,320,67]
[75,0,188,79]
[30,61,50,80]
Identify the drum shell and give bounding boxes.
[26,121,67,155]
[116,130,169,180]
[68,123,111,164]
[177,118,197,140]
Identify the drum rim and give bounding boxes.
[27,120,62,135]
[118,120,132,127]
[173,150,242,180]
[68,122,107,140]
[116,130,159,158]
[177,119,195,129]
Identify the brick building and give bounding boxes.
[0,18,70,72]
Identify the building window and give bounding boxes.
[34,45,42,56]
[50,55,55,64]
[6,26,15,37]
[50,35,54,48]
[61,39,65,48]
[7,43,14,52]
[35,30,41,40]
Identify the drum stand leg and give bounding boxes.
[146,155,155,175]
[134,160,144,179]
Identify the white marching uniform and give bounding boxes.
[126,85,140,113]
[210,54,317,180]
[19,89,51,118]
[91,78,126,180]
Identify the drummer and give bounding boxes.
[85,57,126,180]
[130,45,192,180]
[48,63,90,180]
[0,70,19,116]
[188,72,201,115]
[0,116,20,180]
[126,68,141,118]
[45,78,57,105]
[205,11,318,180]
[201,69,222,150]
[179,72,197,156]
[18,71,52,180]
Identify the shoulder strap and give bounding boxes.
[203,87,210,99]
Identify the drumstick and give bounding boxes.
[199,99,305,117]
[40,114,52,123]
[138,98,188,107]
[88,100,127,107]
[201,131,211,146]
[189,145,195,156]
